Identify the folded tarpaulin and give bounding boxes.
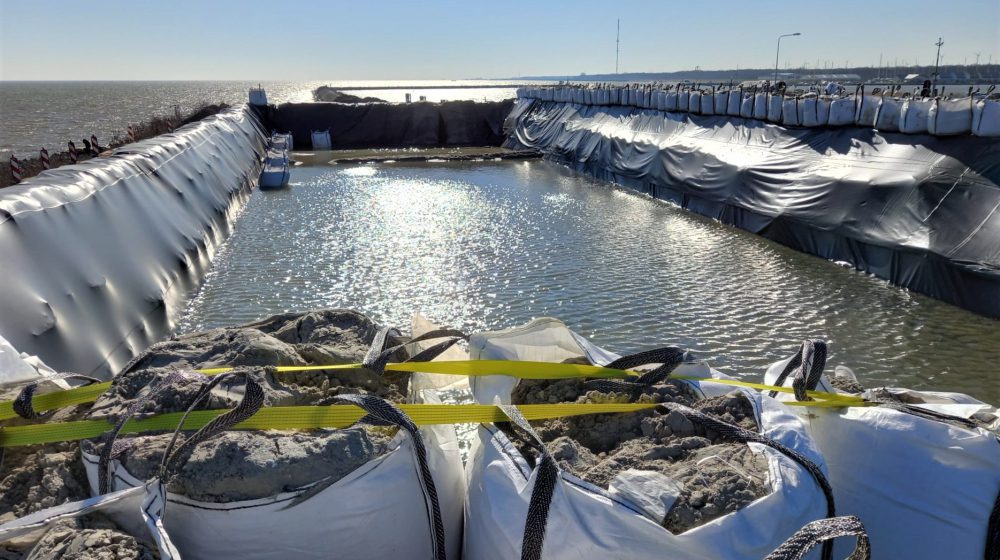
[505,99,1000,318]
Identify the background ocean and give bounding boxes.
[0,80,527,158]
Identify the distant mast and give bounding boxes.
[615,19,620,75]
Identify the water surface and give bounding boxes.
[177,160,1000,404]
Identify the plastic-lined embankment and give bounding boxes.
[504,99,1000,319]
[263,100,514,149]
[0,107,268,379]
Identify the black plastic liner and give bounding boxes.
[0,107,268,378]
[505,100,1000,318]
[266,100,514,149]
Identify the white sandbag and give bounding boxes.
[464,318,832,560]
[700,91,715,116]
[763,344,1000,560]
[688,90,702,115]
[727,90,743,116]
[828,96,856,126]
[676,90,690,112]
[874,96,903,132]
[854,94,880,127]
[782,97,801,127]
[81,371,465,560]
[929,97,974,135]
[753,93,768,120]
[664,91,678,112]
[310,130,332,150]
[973,98,1000,136]
[740,92,755,118]
[714,91,729,114]
[800,96,831,127]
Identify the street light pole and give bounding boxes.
[774,33,802,84]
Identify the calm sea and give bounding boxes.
[0,80,526,158]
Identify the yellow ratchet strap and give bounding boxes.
[0,360,868,423]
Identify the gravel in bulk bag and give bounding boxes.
[0,311,466,560]
[714,90,729,114]
[464,318,834,560]
[973,95,1000,136]
[928,97,975,135]
[874,95,903,132]
[311,130,332,150]
[753,92,768,120]
[828,95,856,126]
[676,89,690,112]
[899,98,932,133]
[782,96,801,127]
[800,95,831,127]
[740,90,756,118]
[727,88,743,116]
[763,340,1000,560]
[653,90,665,111]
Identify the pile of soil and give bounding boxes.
[506,375,771,533]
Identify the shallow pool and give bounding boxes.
[177,160,1000,403]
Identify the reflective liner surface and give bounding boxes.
[178,160,1000,404]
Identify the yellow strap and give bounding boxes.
[0,398,871,448]
[0,360,864,422]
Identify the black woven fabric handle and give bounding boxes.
[13,372,102,420]
[332,393,448,560]
[586,346,690,393]
[658,402,837,560]
[764,516,871,560]
[160,373,265,484]
[98,371,191,494]
[363,326,467,373]
[498,403,558,560]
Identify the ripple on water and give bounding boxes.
[176,160,1000,404]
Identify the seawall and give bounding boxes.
[0,106,268,378]
[505,99,1000,318]
[263,100,514,149]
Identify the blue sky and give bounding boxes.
[1,0,997,80]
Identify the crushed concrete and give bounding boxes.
[18,517,157,560]
[507,375,770,534]
[0,443,91,520]
[82,309,409,503]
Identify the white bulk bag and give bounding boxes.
[753,93,768,120]
[740,92,755,118]
[464,318,832,560]
[874,97,903,132]
[928,97,974,135]
[782,97,801,127]
[854,94,880,127]
[973,98,1000,136]
[764,346,1000,560]
[664,91,678,111]
[79,373,466,560]
[714,91,729,114]
[310,130,332,150]
[676,90,690,112]
[727,90,743,116]
[899,98,932,133]
[828,96,856,126]
[767,94,784,122]
[700,92,715,116]
[688,90,702,115]
[799,96,831,127]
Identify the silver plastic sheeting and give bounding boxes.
[0,107,267,378]
[505,99,1000,318]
